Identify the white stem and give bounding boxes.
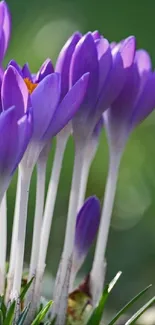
[78,138,98,211]
[31,134,68,313]
[91,152,122,304]
[0,193,7,294]
[29,159,47,279]
[53,142,86,325]
[11,166,32,298]
[77,158,91,212]
[6,172,21,302]
[25,158,47,305]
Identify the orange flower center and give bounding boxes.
[24,78,38,94]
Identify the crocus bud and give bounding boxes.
[71,196,100,286]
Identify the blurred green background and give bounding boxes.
[4,0,155,319]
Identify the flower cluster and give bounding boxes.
[0,1,155,325]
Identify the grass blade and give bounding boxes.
[31,300,53,325]
[125,296,155,325]
[20,277,34,301]
[3,301,16,325]
[87,272,122,325]
[17,303,30,325]
[108,284,152,325]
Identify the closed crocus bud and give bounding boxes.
[70,33,136,143]
[71,196,100,287]
[104,48,155,154]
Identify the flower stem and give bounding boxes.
[11,166,32,298]
[26,152,47,299]
[6,171,21,303]
[0,193,7,295]
[53,141,86,325]
[91,152,121,304]
[30,133,68,315]
[77,139,98,211]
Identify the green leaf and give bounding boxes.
[86,272,122,325]
[0,296,6,320]
[20,277,34,301]
[3,301,16,325]
[31,300,53,325]
[125,296,155,325]
[17,303,30,325]
[0,309,4,325]
[108,284,152,325]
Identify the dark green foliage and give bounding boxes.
[0,273,154,324]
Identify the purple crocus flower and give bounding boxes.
[0,107,32,202]
[69,32,136,143]
[55,32,81,100]
[104,49,155,152]
[72,196,100,277]
[0,1,11,64]
[3,61,89,168]
[0,65,33,195]
[90,48,155,305]
[8,58,54,84]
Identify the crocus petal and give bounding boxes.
[136,50,151,74]
[120,36,136,69]
[35,58,54,83]
[70,32,99,108]
[43,73,89,139]
[8,59,22,76]
[73,196,100,272]
[0,106,18,175]
[55,32,81,99]
[0,31,5,63]
[97,37,112,95]
[110,63,140,124]
[0,1,11,62]
[110,41,116,49]
[0,2,4,40]
[131,72,155,126]
[2,66,29,119]
[2,1,11,55]
[135,50,152,92]
[31,73,61,140]
[13,109,33,173]
[0,2,5,61]
[92,30,101,41]
[22,63,32,81]
[97,37,136,112]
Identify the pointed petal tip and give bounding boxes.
[5,64,19,76]
[75,32,96,51]
[35,58,54,82]
[121,35,136,68]
[136,49,152,72]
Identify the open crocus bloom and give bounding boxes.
[3,61,89,169]
[8,58,54,84]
